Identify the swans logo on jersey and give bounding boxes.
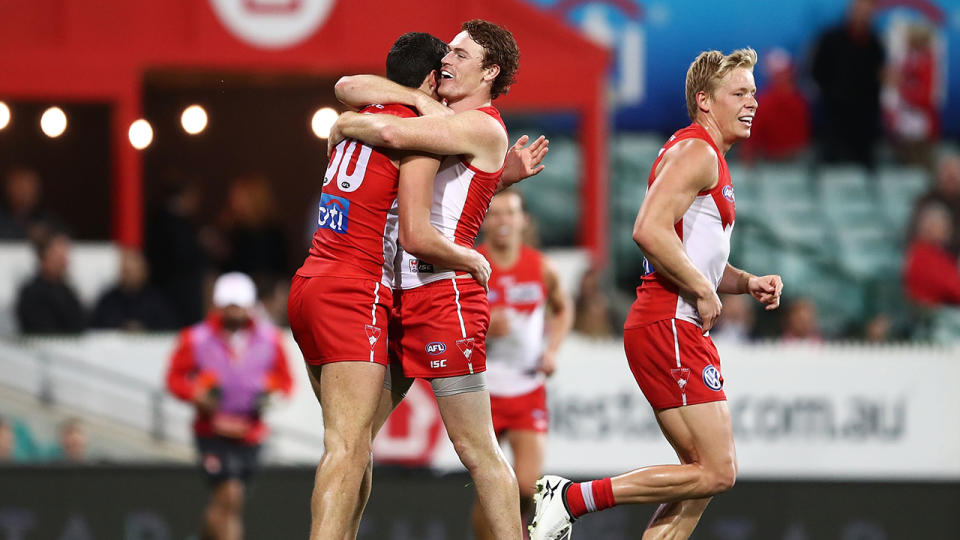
[425,342,446,355]
[702,365,723,391]
[209,0,335,50]
[722,185,735,203]
[318,193,349,233]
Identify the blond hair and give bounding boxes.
[685,48,758,121]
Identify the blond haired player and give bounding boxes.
[530,48,783,540]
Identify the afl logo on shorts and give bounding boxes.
[702,365,723,391]
[425,342,446,355]
[722,185,735,203]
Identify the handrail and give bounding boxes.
[0,335,325,451]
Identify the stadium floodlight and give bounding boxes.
[181,105,208,135]
[0,102,10,130]
[311,107,339,139]
[40,106,67,138]
[128,119,154,150]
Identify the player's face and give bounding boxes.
[438,31,491,101]
[711,67,758,142]
[482,193,524,248]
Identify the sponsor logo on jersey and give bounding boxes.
[430,359,447,369]
[318,193,349,234]
[425,342,446,355]
[506,283,544,304]
[641,256,655,277]
[702,365,723,391]
[722,185,735,203]
[408,259,436,273]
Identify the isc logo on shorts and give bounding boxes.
[425,342,446,355]
[318,193,350,233]
[430,359,447,368]
[702,365,723,391]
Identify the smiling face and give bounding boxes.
[438,31,497,103]
[701,67,758,144]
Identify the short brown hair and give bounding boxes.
[685,48,757,121]
[462,19,520,100]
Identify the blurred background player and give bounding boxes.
[530,48,783,540]
[167,272,293,540]
[473,190,573,540]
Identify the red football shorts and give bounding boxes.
[392,278,489,378]
[287,274,392,366]
[490,384,548,436]
[623,318,726,410]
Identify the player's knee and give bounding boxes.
[322,434,372,464]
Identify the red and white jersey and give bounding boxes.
[625,123,736,329]
[394,106,506,290]
[296,104,418,288]
[481,245,548,397]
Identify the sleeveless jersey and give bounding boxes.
[625,123,736,329]
[296,104,418,288]
[394,106,506,289]
[481,245,548,397]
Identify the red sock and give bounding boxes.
[563,477,615,518]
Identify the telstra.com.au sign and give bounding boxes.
[209,0,335,49]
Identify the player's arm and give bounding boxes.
[333,109,504,163]
[334,75,450,116]
[397,153,491,290]
[719,263,783,311]
[632,139,723,331]
[539,257,573,376]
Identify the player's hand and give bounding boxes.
[327,118,346,158]
[747,274,783,311]
[416,91,453,117]
[502,135,549,186]
[468,250,491,292]
[488,307,510,338]
[696,289,723,334]
[538,349,558,377]
[193,388,219,415]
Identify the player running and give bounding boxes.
[331,19,532,540]
[529,48,783,540]
[472,190,573,540]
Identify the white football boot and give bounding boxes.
[528,475,575,540]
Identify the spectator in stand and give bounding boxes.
[0,417,14,462]
[780,298,823,343]
[711,293,756,343]
[92,248,177,331]
[573,266,614,338]
[166,272,293,540]
[909,153,960,255]
[15,232,85,334]
[741,48,811,162]
[884,23,939,167]
[903,203,960,306]
[50,418,88,463]
[811,0,886,169]
[0,167,62,243]
[215,175,287,285]
[146,179,210,327]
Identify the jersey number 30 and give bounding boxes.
[324,140,373,193]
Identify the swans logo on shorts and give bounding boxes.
[318,193,349,234]
[670,368,690,391]
[456,338,475,359]
[425,342,446,355]
[722,185,735,203]
[364,324,381,350]
[702,365,723,391]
